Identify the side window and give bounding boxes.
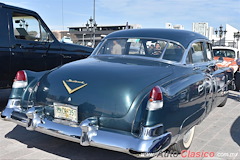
[12,12,53,42]
[98,39,126,55]
[129,39,146,55]
[162,42,184,62]
[40,25,53,42]
[191,42,205,63]
[206,43,213,61]
[147,41,167,56]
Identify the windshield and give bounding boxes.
[95,38,184,62]
[213,49,235,58]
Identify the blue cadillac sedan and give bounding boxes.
[1,29,230,158]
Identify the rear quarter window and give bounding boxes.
[162,42,184,62]
[191,42,205,63]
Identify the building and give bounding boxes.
[53,24,141,47]
[192,22,209,37]
[212,24,240,48]
[192,23,240,48]
[165,23,184,30]
[192,22,214,40]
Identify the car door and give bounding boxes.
[10,11,46,71]
[205,43,228,108]
[202,42,217,114]
[60,43,91,64]
[0,7,11,88]
[189,41,226,114]
[188,41,216,115]
[37,24,62,70]
[9,10,62,81]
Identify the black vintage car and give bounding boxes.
[0,3,93,104]
[1,29,230,158]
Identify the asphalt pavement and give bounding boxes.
[0,91,239,160]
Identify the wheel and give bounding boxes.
[218,97,227,107]
[169,126,195,153]
[235,71,240,91]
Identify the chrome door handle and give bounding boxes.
[193,67,200,71]
[63,55,72,59]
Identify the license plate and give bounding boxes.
[54,103,78,122]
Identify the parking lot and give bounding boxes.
[0,91,239,160]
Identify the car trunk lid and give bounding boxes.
[33,57,173,121]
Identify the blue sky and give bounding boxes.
[1,0,240,31]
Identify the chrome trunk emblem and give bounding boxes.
[63,79,88,94]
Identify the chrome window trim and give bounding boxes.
[182,39,213,65]
[91,37,186,65]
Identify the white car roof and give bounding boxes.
[212,46,239,52]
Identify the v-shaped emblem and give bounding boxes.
[63,79,88,94]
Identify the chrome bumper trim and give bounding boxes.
[1,100,171,157]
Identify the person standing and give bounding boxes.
[111,40,122,54]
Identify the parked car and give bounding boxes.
[0,3,93,105]
[1,29,230,158]
[213,46,240,90]
[60,36,73,44]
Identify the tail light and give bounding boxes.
[12,70,28,88]
[147,86,163,111]
[15,70,27,81]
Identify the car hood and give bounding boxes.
[34,57,173,120]
[214,56,238,73]
[60,42,94,54]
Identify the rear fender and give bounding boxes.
[9,70,48,103]
[133,72,207,143]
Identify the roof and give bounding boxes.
[213,46,239,52]
[105,28,208,48]
[0,3,37,15]
[68,24,141,29]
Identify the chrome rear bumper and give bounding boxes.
[1,99,171,158]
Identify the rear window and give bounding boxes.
[96,38,184,62]
[213,49,235,58]
[162,42,184,62]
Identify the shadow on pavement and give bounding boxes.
[230,116,240,146]
[5,125,145,160]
